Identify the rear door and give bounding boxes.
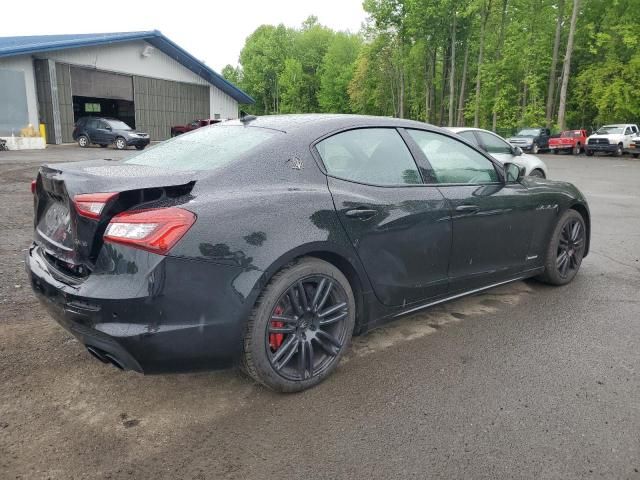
[316,127,451,307]
[405,129,537,293]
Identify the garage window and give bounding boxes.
[84,103,101,113]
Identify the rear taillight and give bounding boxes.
[31,180,36,194]
[103,207,196,255]
[74,192,119,219]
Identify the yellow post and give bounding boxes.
[39,123,46,140]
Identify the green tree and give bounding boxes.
[318,33,362,112]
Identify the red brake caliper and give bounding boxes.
[269,306,285,351]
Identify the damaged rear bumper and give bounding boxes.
[26,243,256,374]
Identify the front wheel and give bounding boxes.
[537,209,586,286]
[114,137,127,150]
[613,144,623,157]
[242,258,356,392]
[532,143,540,154]
[529,169,546,179]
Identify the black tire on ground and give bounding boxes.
[242,257,356,392]
[529,168,546,179]
[77,135,89,148]
[115,137,127,150]
[613,144,623,157]
[135,145,146,150]
[537,209,586,286]
[585,149,594,156]
[633,153,639,159]
[532,143,540,154]
[573,143,581,155]
[552,149,558,154]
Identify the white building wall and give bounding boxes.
[42,40,239,116]
[0,55,39,128]
[210,86,239,119]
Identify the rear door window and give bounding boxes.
[458,130,480,146]
[315,128,421,186]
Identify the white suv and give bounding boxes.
[585,124,639,157]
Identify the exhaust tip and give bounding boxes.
[86,346,109,363]
[86,346,126,370]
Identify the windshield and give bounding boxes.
[515,129,540,137]
[562,131,579,137]
[596,126,624,135]
[107,120,133,131]
[125,125,281,171]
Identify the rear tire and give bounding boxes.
[537,209,586,286]
[573,144,581,155]
[242,258,356,392]
[115,137,127,150]
[532,143,540,154]
[77,135,89,148]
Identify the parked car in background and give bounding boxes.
[27,115,590,392]
[73,117,150,150]
[170,119,222,137]
[626,136,640,158]
[549,129,588,155]
[507,127,551,154]
[447,127,548,178]
[585,124,639,156]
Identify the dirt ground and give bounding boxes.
[1,146,638,480]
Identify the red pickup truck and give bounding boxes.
[170,119,222,137]
[549,129,588,155]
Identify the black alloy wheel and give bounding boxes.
[538,209,586,285]
[242,258,355,392]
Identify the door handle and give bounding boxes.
[455,204,480,213]
[345,208,378,219]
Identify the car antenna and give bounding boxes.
[239,110,257,123]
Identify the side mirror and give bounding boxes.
[504,162,525,183]
[511,146,523,156]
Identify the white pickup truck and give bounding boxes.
[585,124,639,156]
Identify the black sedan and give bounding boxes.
[26,115,590,392]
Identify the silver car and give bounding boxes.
[446,127,548,178]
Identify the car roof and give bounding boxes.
[223,114,440,135]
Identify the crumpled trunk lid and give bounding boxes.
[34,159,199,278]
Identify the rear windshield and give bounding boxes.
[125,125,281,171]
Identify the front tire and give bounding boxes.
[537,209,586,286]
[77,135,89,148]
[529,168,546,179]
[573,143,581,155]
[115,137,127,150]
[532,143,540,154]
[242,258,356,392]
[613,144,623,157]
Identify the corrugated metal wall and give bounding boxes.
[33,59,56,144]
[133,76,209,140]
[55,63,74,143]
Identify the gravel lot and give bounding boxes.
[1,145,638,479]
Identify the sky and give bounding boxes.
[3,0,367,72]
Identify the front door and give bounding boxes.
[316,127,452,307]
[405,129,537,292]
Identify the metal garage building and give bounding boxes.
[0,31,253,144]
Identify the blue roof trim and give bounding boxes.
[0,30,254,104]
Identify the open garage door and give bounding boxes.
[70,67,135,128]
